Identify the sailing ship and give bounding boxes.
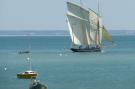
[66,1,113,52]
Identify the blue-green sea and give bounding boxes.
[0,35,135,89]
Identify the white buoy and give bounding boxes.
[4,67,7,71]
[27,57,30,61]
[59,53,62,56]
[101,50,105,53]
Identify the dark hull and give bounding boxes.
[18,51,30,54]
[71,47,101,52]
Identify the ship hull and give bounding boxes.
[71,47,101,52]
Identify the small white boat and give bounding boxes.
[17,70,38,79]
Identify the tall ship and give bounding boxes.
[66,1,113,52]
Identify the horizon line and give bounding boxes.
[0,29,135,31]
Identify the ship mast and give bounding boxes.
[97,0,101,46]
[27,33,32,71]
[27,56,32,71]
[98,0,100,16]
[80,0,83,5]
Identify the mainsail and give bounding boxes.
[67,2,100,46]
[67,13,88,45]
[66,1,112,49]
[67,2,90,46]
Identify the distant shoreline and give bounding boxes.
[0,35,134,36]
[0,30,135,36]
[0,35,70,37]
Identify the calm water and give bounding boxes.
[0,35,135,89]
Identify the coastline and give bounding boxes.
[0,30,135,36]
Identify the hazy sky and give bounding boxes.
[0,0,135,30]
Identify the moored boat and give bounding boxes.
[18,50,30,54]
[17,70,38,79]
[17,53,38,79]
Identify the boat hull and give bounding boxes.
[18,51,30,54]
[17,74,37,79]
[71,47,101,52]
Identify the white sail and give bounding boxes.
[98,17,103,44]
[67,2,89,20]
[67,2,91,45]
[67,1,107,47]
[67,13,88,45]
[89,9,99,45]
[89,9,99,31]
[89,30,97,45]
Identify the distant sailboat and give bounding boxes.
[18,34,31,54]
[18,50,30,54]
[66,0,113,52]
